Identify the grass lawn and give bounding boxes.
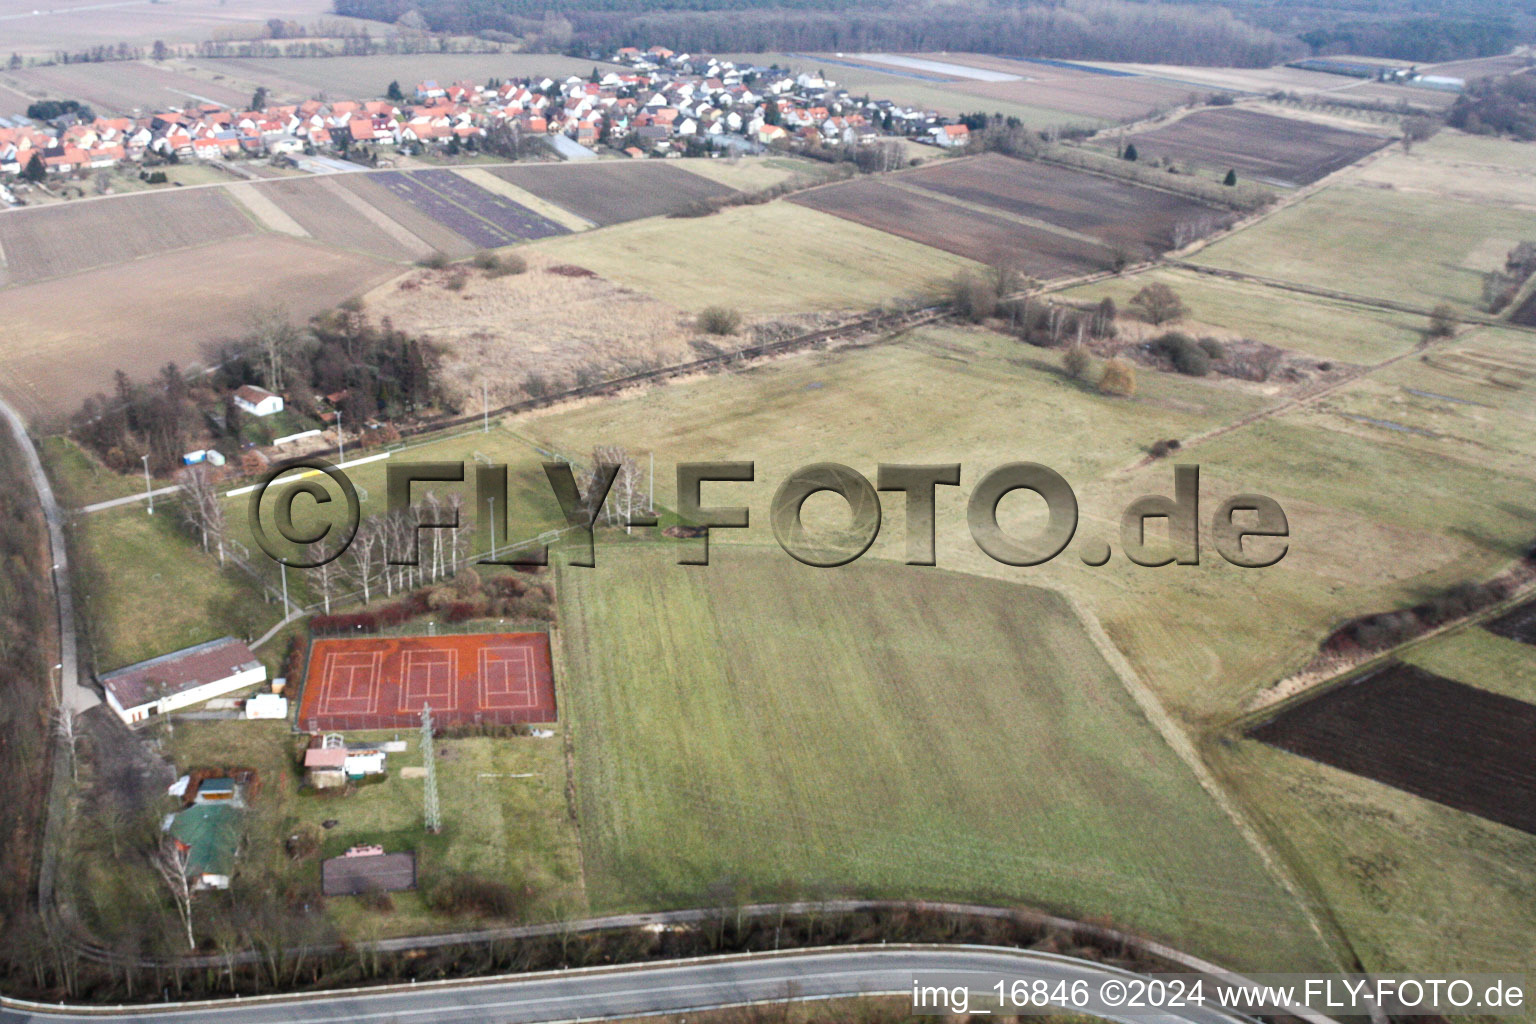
[558,545,1329,970]
[39,434,171,508]
[74,506,280,671]
[167,719,585,937]
[1056,267,1429,365]
[1191,183,1536,311]
[1215,739,1536,986]
[527,201,979,313]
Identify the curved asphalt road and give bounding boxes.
[1,946,1277,1024]
[0,395,96,715]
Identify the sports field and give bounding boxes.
[558,546,1330,970]
[299,634,555,731]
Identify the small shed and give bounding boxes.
[245,693,289,720]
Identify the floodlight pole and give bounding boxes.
[336,409,345,465]
[482,382,489,433]
[281,564,290,619]
[141,454,154,515]
[488,496,497,560]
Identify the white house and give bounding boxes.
[233,384,284,417]
[101,637,267,725]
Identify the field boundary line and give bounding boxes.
[1058,589,1345,969]
[225,181,311,238]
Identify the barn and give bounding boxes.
[101,637,267,725]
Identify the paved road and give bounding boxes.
[0,946,1274,1024]
[0,395,96,714]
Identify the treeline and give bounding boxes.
[1298,17,1520,62]
[1449,72,1536,140]
[333,0,1299,68]
[0,431,53,950]
[71,305,443,475]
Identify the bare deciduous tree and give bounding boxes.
[151,839,196,950]
[179,465,227,564]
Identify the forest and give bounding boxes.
[329,0,1534,66]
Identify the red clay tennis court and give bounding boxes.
[298,634,555,731]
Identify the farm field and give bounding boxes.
[527,200,979,313]
[1422,54,1535,81]
[1079,61,1352,96]
[0,59,251,115]
[790,177,1112,277]
[723,52,1103,130]
[333,172,480,257]
[1215,739,1536,989]
[371,169,568,249]
[1057,267,1428,364]
[249,176,433,261]
[182,53,625,104]
[1120,107,1389,186]
[488,161,738,227]
[1190,184,1536,311]
[364,252,697,410]
[1249,662,1536,835]
[902,53,1201,122]
[0,0,356,56]
[1414,129,1536,172]
[0,234,396,420]
[1483,599,1536,647]
[0,187,253,284]
[1402,623,1536,705]
[902,153,1224,255]
[558,545,1330,970]
[1352,148,1536,209]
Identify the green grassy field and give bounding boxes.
[1399,619,1536,707]
[39,435,170,509]
[527,201,978,313]
[1057,267,1429,365]
[74,507,280,671]
[1215,739,1536,983]
[1191,183,1536,311]
[165,720,584,937]
[558,545,1329,969]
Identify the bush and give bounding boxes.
[1062,344,1092,380]
[1098,357,1137,397]
[698,306,742,336]
[1197,337,1225,359]
[418,251,450,270]
[429,874,520,918]
[445,270,468,291]
[945,271,1002,322]
[1152,331,1210,376]
[472,250,527,277]
[1428,304,1457,337]
[1148,438,1182,458]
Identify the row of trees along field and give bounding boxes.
[70,305,443,475]
[0,431,55,980]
